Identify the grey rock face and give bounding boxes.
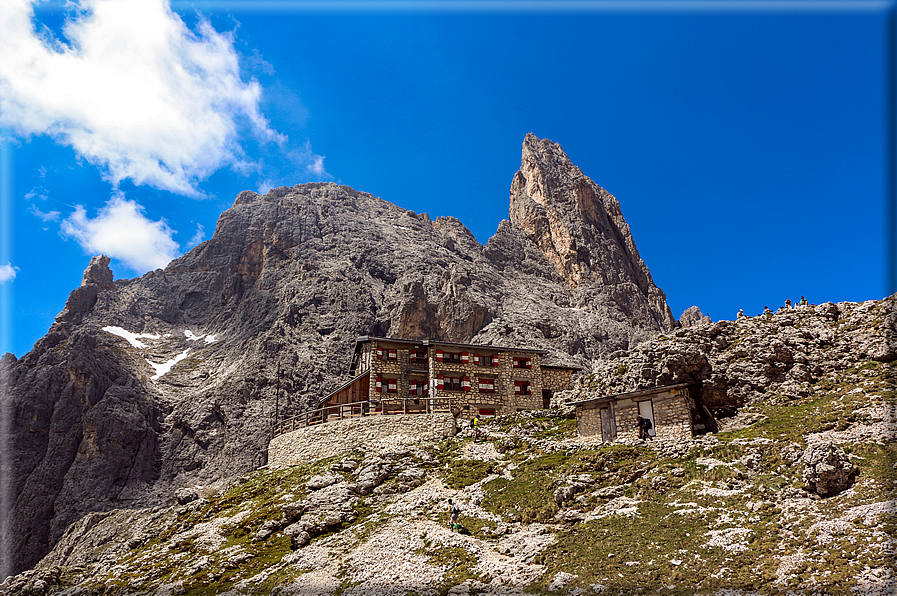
[801,439,859,497]
[507,134,676,333]
[2,135,676,576]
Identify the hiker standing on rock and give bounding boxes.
[472,415,481,443]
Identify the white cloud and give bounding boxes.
[308,154,326,176]
[0,0,284,196]
[61,193,180,272]
[186,223,205,248]
[0,263,18,283]
[24,186,46,201]
[30,204,60,222]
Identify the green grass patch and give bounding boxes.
[424,545,483,595]
[442,459,496,489]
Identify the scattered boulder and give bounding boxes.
[396,467,426,483]
[174,488,199,505]
[282,501,309,523]
[253,519,285,542]
[556,509,587,523]
[306,474,342,490]
[349,463,392,495]
[554,482,588,505]
[496,437,517,453]
[330,458,359,472]
[801,439,859,497]
[593,485,624,499]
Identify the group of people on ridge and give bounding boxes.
[738,296,809,319]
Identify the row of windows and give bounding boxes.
[374,347,532,369]
[374,376,531,394]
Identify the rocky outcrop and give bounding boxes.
[679,306,711,328]
[1,135,677,576]
[3,374,893,595]
[573,296,896,409]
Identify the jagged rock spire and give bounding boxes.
[509,133,675,330]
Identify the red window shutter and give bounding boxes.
[526,384,532,395]
[376,377,382,392]
[525,358,532,369]
[388,349,397,360]
[461,376,471,391]
[492,354,499,367]
[436,349,443,362]
[461,352,469,364]
[512,357,519,368]
[473,353,479,366]
[387,379,397,393]
[514,381,521,395]
[437,374,444,390]
[410,350,417,362]
[377,347,383,360]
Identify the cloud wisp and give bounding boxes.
[61,194,180,272]
[0,0,288,196]
[0,264,18,283]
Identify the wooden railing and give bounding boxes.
[272,396,455,438]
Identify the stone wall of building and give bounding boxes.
[268,413,457,467]
[613,390,693,442]
[576,387,693,443]
[542,367,574,394]
[364,341,545,418]
[576,403,606,439]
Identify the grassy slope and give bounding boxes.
[36,309,896,595]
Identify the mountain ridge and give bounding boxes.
[1,134,676,577]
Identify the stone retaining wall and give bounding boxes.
[268,413,457,467]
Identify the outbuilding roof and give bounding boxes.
[571,382,691,407]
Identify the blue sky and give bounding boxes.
[0,0,893,359]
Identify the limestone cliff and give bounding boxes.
[0,135,676,576]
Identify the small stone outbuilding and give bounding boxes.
[573,383,702,443]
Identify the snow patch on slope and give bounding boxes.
[185,330,218,344]
[149,349,191,380]
[102,326,161,349]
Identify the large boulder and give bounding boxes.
[801,438,859,497]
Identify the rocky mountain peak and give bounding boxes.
[509,133,675,329]
[2,136,679,577]
[678,305,712,328]
[81,255,114,288]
